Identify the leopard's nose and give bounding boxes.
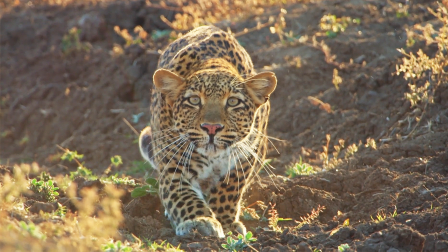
[200,123,224,135]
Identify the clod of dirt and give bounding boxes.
[354,224,425,252]
[0,165,13,177]
[73,177,104,192]
[27,200,58,214]
[122,215,166,240]
[77,12,106,42]
[124,194,161,217]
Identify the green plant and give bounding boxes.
[267,203,292,232]
[110,155,123,167]
[370,208,397,223]
[222,231,257,251]
[102,240,132,252]
[285,157,316,178]
[319,14,360,38]
[30,178,59,202]
[61,149,84,162]
[131,177,158,198]
[395,2,409,18]
[54,202,67,217]
[338,243,350,252]
[69,166,98,180]
[61,27,90,55]
[127,160,153,175]
[102,174,135,186]
[144,240,182,251]
[18,221,46,240]
[19,135,29,146]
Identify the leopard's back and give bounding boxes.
[158,26,255,78]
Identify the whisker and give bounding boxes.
[250,129,281,155]
[151,135,185,161]
[231,148,245,195]
[169,139,191,191]
[234,145,250,182]
[156,136,188,181]
[144,134,181,160]
[224,148,233,185]
[251,128,284,142]
[237,140,279,190]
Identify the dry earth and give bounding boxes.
[1,0,447,251]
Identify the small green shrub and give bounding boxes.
[29,178,59,202]
[144,240,182,251]
[127,160,153,175]
[102,240,132,252]
[110,155,123,167]
[338,244,351,252]
[285,157,315,178]
[222,231,257,251]
[102,174,135,186]
[131,177,158,198]
[319,14,360,38]
[69,166,98,180]
[18,221,46,240]
[61,27,90,55]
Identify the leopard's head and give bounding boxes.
[153,67,276,156]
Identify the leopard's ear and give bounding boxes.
[245,72,277,107]
[153,69,185,106]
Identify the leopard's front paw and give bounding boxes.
[176,217,225,238]
[226,221,246,235]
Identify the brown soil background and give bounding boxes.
[1,0,447,251]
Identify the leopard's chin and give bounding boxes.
[196,143,227,157]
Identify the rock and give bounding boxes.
[297,242,313,252]
[354,55,366,64]
[386,248,399,252]
[357,90,379,110]
[78,12,106,42]
[187,242,203,249]
[29,201,57,214]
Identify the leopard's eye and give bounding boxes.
[227,97,240,107]
[188,96,201,105]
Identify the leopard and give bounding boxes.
[139,25,277,238]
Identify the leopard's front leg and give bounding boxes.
[207,159,253,235]
[159,168,225,238]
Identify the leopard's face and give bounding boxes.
[171,71,257,157]
[153,68,276,157]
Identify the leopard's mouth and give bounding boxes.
[195,140,228,157]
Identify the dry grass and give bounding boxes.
[0,164,126,251]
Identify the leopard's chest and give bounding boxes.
[191,150,236,198]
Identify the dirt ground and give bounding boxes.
[1,0,447,251]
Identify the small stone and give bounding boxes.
[187,242,202,249]
[29,201,57,214]
[354,55,366,64]
[297,242,313,252]
[78,12,106,42]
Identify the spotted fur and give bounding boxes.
[139,26,277,237]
